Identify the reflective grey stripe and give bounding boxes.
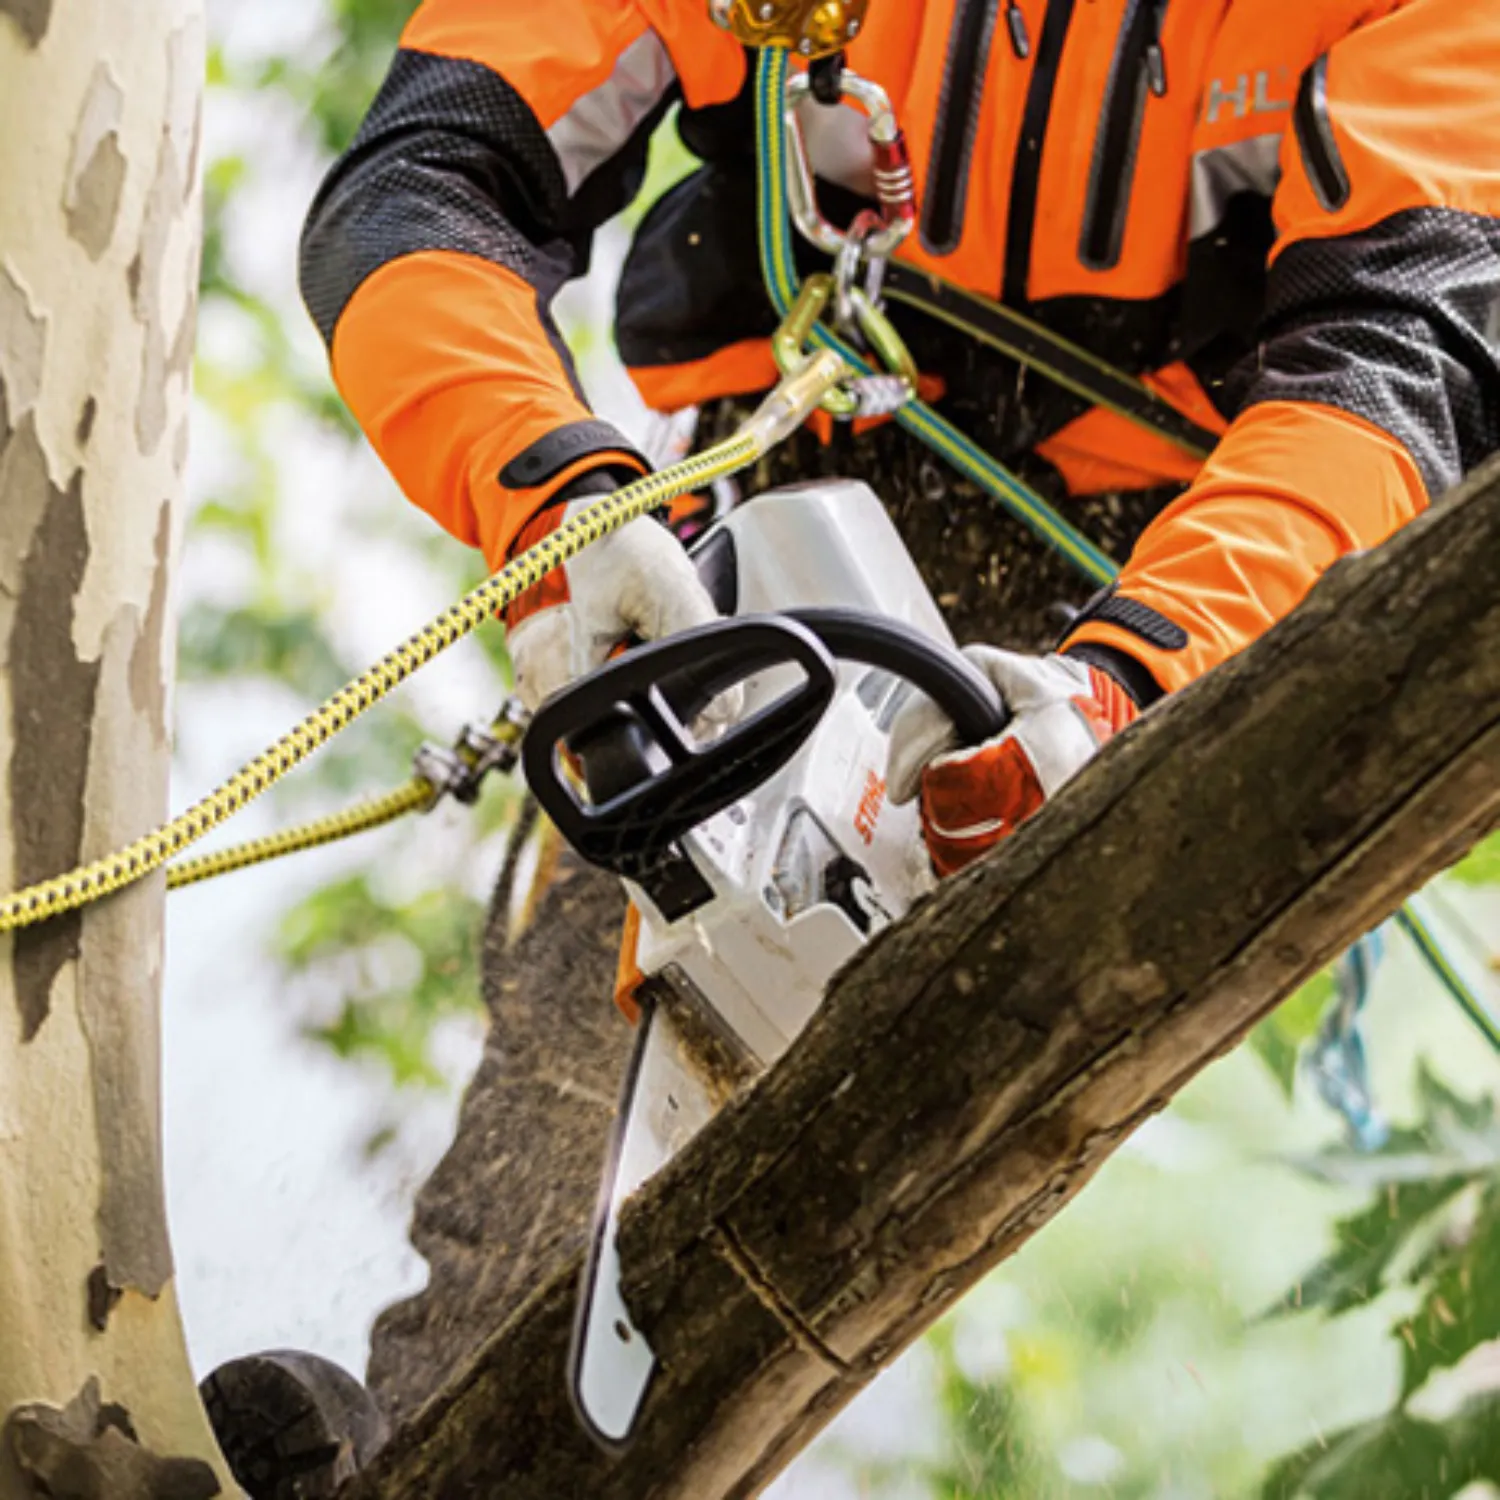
[1189,131,1282,240]
[547,30,676,196]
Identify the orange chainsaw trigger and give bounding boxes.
[613,902,646,1026]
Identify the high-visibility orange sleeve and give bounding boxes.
[331,251,646,571]
[304,1,741,568]
[1065,400,1427,694]
[401,0,742,121]
[1274,0,1500,254]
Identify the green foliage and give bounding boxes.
[1251,971,1338,1101]
[188,0,500,1092]
[178,601,350,702]
[1270,1068,1500,1319]
[1263,1392,1500,1500]
[1265,1070,1500,1498]
[1397,1186,1500,1400]
[1452,832,1500,889]
[277,874,484,1090]
[921,1325,1053,1499]
[1272,1173,1471,1322]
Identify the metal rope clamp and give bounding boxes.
[772,272,918,420]
[413,697,530,808]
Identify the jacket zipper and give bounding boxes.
[1079,0,1167,270]
[921,1,1033,257]
[1003,0,1077,305]
[1294,54,1349,211]
[921,0,1005,256]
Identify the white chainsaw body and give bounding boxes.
[570,479,954,1445]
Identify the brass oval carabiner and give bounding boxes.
[772,273,918,421]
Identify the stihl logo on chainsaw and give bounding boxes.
[854,769,886,846]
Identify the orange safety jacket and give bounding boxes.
[302,0,1500,703]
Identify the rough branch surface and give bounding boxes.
[347,459,1500,1500]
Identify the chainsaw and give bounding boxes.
[522,476,1008,1448]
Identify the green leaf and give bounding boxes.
[1451,832,1500,888]
[307,996,445,1090]
[1250,969,1337,1099]
[1272,1073,1500,1321]
[1271,1172,1473,1320]
[1413,1060,1500,1143]
[1397,1178,1500,1399]
[1262,1390,1500,1499]
[277,875,485,1090]
[177,601,351,700]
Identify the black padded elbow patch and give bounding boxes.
[1234,207,1500,500]
[299,49,569,343]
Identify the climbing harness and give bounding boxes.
[778,54,1218,457]
[756,46,1119,586]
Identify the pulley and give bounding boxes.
[709,0,869,58]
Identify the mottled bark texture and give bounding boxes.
[0,2,233,1494]
[349,459,1500,1498]
[364,408,1171,1420]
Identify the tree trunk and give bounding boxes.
[364,400,1172,1421]
[0,4,233,1495]
[347,458,1500,1498]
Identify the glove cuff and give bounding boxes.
[500,467,664,632]
[1061,639,1164,710]
[481,420,650,573]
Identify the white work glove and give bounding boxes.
[506,489,740,731]
[886,646,1139,877]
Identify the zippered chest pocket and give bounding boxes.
[921,0,1033,258]
[1079,0,1169,271]
[1293,53,1350,213]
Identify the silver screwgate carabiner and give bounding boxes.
[784,66,916,266]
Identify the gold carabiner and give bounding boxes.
[772,273,918,421]
[846,285,918,389]
[771,274,836,377]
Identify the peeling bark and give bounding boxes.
[0,0,50,48]
[347,462,1500,1498]
[0,2,231,1492]
[8,461,98,1041]
[65,66,127,262]
[128,21,201,459]
[8,1380,219,1500]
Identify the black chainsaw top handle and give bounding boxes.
[782,607,1008,746]
[521,610,1008,896]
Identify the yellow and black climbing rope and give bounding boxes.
[0,358,845,934]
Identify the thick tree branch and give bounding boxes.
[347,458,1500,1500]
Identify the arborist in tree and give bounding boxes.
[300,0,1500,879]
